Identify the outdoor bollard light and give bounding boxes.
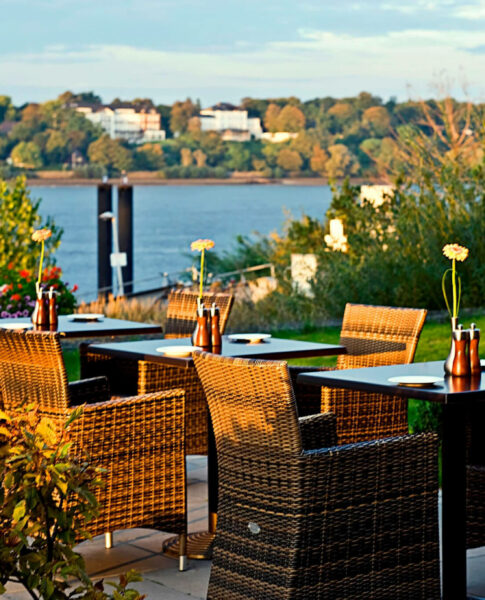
[99,211,126,297]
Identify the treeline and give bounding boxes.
[0,91,482,179]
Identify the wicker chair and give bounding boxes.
[193,351,440,600]
[80,289,234,455]
[0,329,188,570]
[290,303,427,444]
[466,404,485,550]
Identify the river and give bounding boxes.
[34,184,333,300]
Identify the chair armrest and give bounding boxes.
[299,412,337,450]
[288,365,335,417]
[69,376,110,406]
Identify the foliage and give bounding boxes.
[0,406,145,599]
[0,177,62,272]
[87,135,133,175]
[0,264,77,317]
[1,88,483,180]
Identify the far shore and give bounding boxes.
[26,175,385,187]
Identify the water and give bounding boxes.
[35,184,332,300]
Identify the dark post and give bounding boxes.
[97,183,112,298]
[118,184,134,295]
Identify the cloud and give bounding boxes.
[0,26,484,105]
[453,0,485,18]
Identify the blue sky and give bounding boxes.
[1,0,484,106]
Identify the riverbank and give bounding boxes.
[25,172,384,187]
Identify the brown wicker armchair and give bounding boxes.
[0,329,188,570]
[291,303,427,444]
[193,351,440,600]
[81,289,234,455]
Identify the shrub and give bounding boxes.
[0,265,77,317]
[0,406,145,599]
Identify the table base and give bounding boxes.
[162,530,215,560]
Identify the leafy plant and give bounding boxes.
[0,264,77,317]
[0,406,145,600]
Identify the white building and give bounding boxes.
[199,103,262,141]
[74,103,166,144]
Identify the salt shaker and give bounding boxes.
[451,325,470,377]
[469,323,481,374]
[193,305,211,350]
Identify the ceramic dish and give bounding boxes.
[67,313,104,321]
[387,375,443,388]
[0,322,33,330]
[227,333,272,344]
[156,345,197,358]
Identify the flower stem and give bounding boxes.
[37,240,44,287]
[199,248,205,300]
[452,258,457,318]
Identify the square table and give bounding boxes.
[86,335,346,365]
[297,360,485,600]
[0,315,162,338]
[87,335,347,559]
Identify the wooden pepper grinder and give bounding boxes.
[32,284,48,329]
[469,323,481,375]
[210,303,222,354]
[48,287,58,330]
[451,325,470,377]
[193,304,211,350]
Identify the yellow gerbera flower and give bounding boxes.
[32,228,52,242]
[191,239,215,252]
[442,243,469,262]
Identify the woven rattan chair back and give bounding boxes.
[194,352,302,456]
[165,289,234,339]
[0,329,70,416]
[337,303,427,369]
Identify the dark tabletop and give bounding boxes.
[0,316,162,338]
[297,360,485,404]
[87,336,347,369]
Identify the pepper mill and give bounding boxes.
[469,323,481,375]
[451,325,470,377]
[48,287,58,330]
[210,303,222,354]
[32,286,48,329]
[193,305,211,350]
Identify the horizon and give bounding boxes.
[1,0,484,107]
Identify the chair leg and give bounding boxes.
[105,532,113,549]
[178,532,188,571]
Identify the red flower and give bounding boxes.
[71,284,78,292]
[19,270,30,279]
[17,283,22,290]
[11,293,21,301]
[7,262,14,270]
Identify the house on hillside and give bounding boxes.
[199,103,263,141]
[73,102,166,144]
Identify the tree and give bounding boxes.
[45,130,69,164]
[170,98,197,135]
[0,176,61,272]
[226,144,251,171]
[328,102,354,126]
[10,141,43,169]
[325,144,359,178]
[87,135,133,173]
[310,145,329,176]
[180,147,193,166]
[193,148,207,167]
[264,103,281,132]
[276,104,306,132]
[135,143,165,170]
[0,96,15,122]
[362,106,391,136]
[276,148,303,172]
